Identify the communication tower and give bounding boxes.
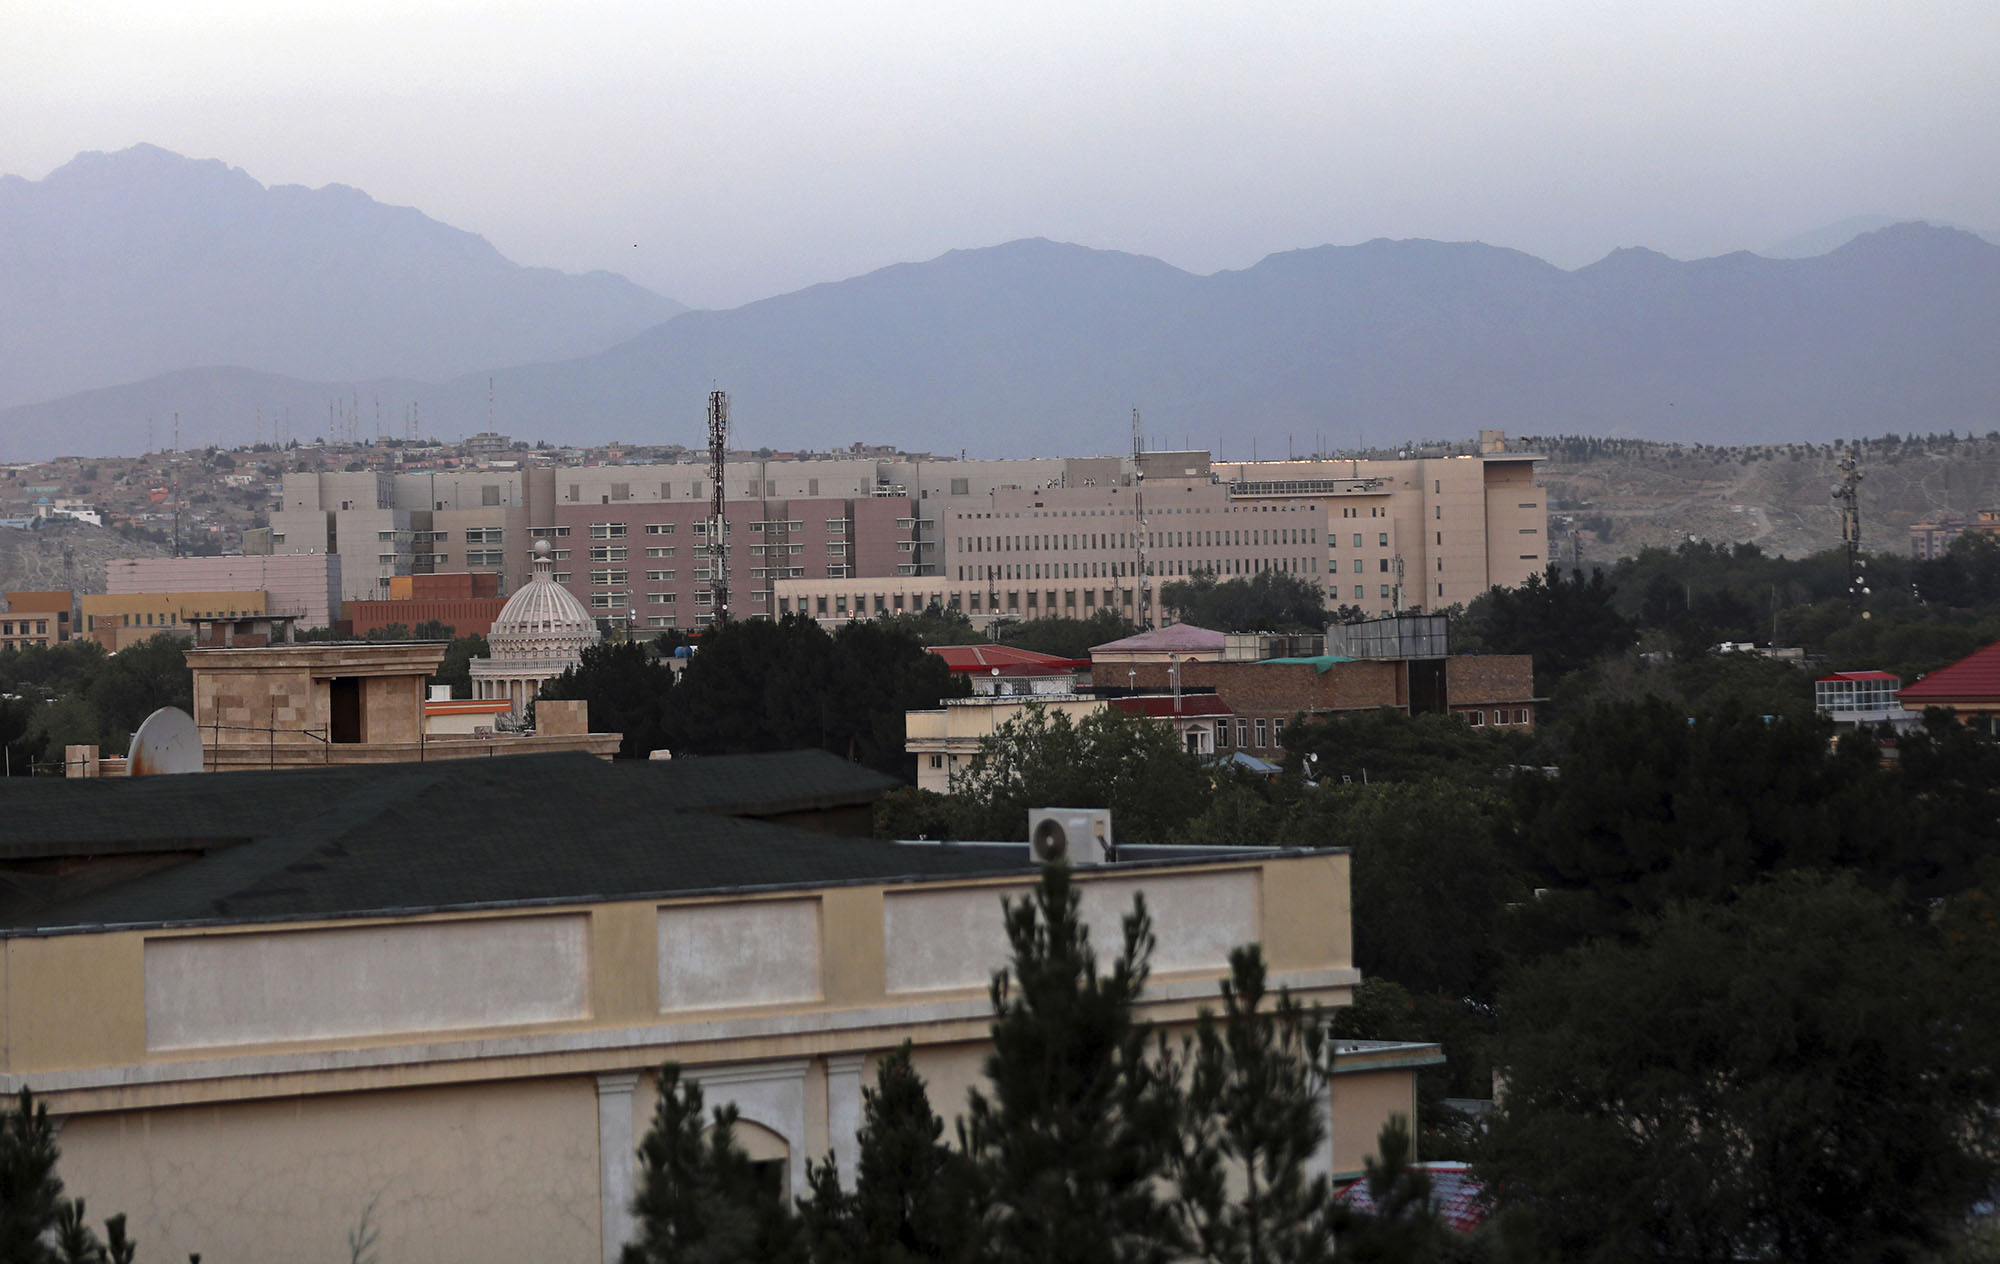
[1833,446,1866,608]
[707,390,730,623]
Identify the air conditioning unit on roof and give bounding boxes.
[1027,808,1114,865]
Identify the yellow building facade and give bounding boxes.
[0,750,1427,1263]
[81,590,268,650]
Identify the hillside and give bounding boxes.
[0,145,683,412]
[1528,433,2000,563]
[6,223,1999,462]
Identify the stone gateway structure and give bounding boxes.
[471,539,602,715]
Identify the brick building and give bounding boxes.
[343,572,506,638]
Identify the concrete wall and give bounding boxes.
[2,854,1361,1264]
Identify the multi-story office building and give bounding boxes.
[785,441,1545,625]
[106,555,342,628]
[272,436,1543,633]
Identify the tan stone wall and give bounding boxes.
[58,1078,600,1264]
[538,698,589,735]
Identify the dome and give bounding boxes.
[484,544,601,663]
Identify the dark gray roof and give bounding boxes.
[0,753,1028,935]
[638,749,903,816]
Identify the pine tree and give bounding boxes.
[622,1064,803,1264]
[1330,1116,1445,1264]
[0,1088,66,1263]
[1170,945,1336,1264]
[801,1044,970,1264]
[959,864,1181,1264]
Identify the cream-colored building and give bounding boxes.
[82,589,268,650]
[0,752,1430,1264]
[783,440,1546,626]
[905,694,1107,793]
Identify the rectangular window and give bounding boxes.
[647,615,678,628]
[1355,585,1365,599]
[1467,710,1483,726]
[590,546,628,562]
[591,569,629,585]
[647,546,675,558]
[1353,559,1364,574]
[1352,533,1363,548]
[648,592,675,604]
[645,523,676,534]
[1380,584,1391,598]
[482,485,501,506]
[1254,718,1268,748]
[646,569,675,581]
[1378,532,1389,546]
[1380,559,1390,573]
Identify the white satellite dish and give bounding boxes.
[128,706,205,776]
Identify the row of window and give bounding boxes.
[1465,709,1533,727]
[958,526,1318,554]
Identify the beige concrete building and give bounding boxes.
[187,638,618,768]
[82,590,268,650]
[0,752,1430,1264]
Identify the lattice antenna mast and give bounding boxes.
[1132,408,1151,630]
[1834,444,1865,608]
[708,390,730,623]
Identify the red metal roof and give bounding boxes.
[926,645,1089,675]
[1109,695,1234,719]
[1898,641,2000,704]
[1817,670,1900,683]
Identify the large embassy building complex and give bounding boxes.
[269,436,1544,631]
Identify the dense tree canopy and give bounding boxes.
[537,640,677,758]
[661,614,966,776]
[947,702,1212,842]
[1160,570,1329,633]
[1485,872,1999,1264]
[1454,566,1633,690]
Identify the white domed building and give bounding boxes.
[470,540,602,716]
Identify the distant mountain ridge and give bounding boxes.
[6,215,2000,461]
[0,144,684,411]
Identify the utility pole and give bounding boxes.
[707,390,730,624]
[1132,408,1151,630]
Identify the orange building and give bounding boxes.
[0,590,76,650]
[343,571,506,638]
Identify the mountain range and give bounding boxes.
[0,145,682,414]
[4,147,1999,461]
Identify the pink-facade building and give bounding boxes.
[105,554,342,628]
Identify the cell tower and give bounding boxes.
[1834,444,1866,608]
[707,390,730,624]
[1132,408,1151,630]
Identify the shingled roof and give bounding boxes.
[1898,642,2000,706]
[0,753,1027,934]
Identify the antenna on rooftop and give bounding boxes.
[708,390,730,625]
[171,411,182,558]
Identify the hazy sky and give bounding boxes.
[6,1,1997,309]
